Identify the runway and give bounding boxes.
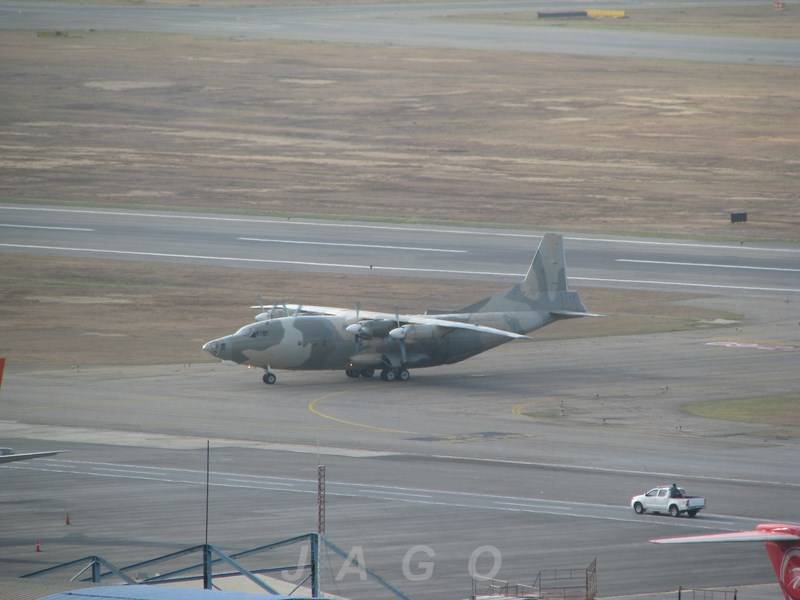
[1,0,799,66]
[1,204,799,296]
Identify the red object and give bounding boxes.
[760,524,800,600]
[65,513,71,526]
[35,541,41,552]
[0,357,5,390]
[652,523,800,600]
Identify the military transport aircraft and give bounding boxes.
[202,233,597,384]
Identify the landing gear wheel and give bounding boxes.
[633,502,644,515]
[669,504,680,517]
[359,368,375,378]
[263,372,277,385]
[381,368,396,382]
[345,369,360,378]
[397,369,410,382]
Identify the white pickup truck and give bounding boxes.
[631,486,706,518]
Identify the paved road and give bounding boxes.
[1,204,798,296]
[1,1,799,66]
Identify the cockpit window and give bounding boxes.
[235,324,270,338]
[235,324,257,337]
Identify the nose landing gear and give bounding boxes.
[262,371,276,385]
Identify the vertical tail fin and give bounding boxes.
[456,233,587,314]
[652,524,800,600]
[521,232,568,298]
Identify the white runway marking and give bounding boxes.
[569,236,800,253]
[0,223,94,232]
[572,276,800,294]
[1,461,763,531]
[706,341,798,352]
[617,259,800,273]
[3,205,798,253]
[224,478,295,486]
[238,237,465,253]
[0,242,519,275]
[350,489,433,498]
[430,454,800,489]
[90,466,168,476]
[6,458,791,530]
[3,243,799,294]
[497,501,573,510]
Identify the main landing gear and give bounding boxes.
[345,368,375,378]
[262,371,276,385]
[345,367,410,381]
[380,368,410,382]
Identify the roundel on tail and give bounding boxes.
[781,547,800,600]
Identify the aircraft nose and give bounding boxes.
[202,340,218,356]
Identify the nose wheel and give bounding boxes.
[262,372,276,385]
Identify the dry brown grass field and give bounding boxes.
[1,30,798,240]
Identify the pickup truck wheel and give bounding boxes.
[688,510,698,518]
[633,502,645,515]
[669,504,680,517]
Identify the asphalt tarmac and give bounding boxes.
[1,291,798,597]
[1,204,799,297]
[1,0,799,66]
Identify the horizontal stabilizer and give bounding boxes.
[0,450,63,464]
[652,530,800,544]
[550,310,605,318]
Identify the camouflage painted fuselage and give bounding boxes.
[203,310,552,371]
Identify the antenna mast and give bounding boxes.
[317,464,326,535]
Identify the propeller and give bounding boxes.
[347,303,365,352]
[391,307,407,365]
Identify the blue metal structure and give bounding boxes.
[23,534,320,596]
[24,533,410,600]
[40,587,310,599]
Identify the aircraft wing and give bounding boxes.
[251,304,528,338]
[251,303,346,316]
[251,304,391,320]
[405,316,530,339]
[652,530,800,544]
[0,450,63,464]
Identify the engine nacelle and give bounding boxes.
[390,324,436,341]
[348,319,396,338]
